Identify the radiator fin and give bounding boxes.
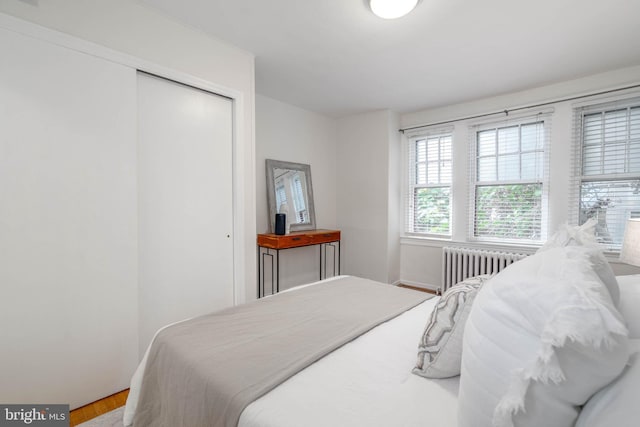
[441,247,527,292]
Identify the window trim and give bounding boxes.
[572,97,640,251]
[468,115,551,244]
[404,126,454,238]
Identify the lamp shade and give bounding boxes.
[370,0,419,19]
[620,219,640,267]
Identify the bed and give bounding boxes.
[124,248,640,427]
[124,275,459,427]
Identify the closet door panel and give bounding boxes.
[137,73,234,356]
[0,27,138,408]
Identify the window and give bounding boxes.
[291,173,308,222]
[577,101,640,249]
[275,171,309,222]
[275,183,287,211]
[472,119,547,242]
[405,130,452,236]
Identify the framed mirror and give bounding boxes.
[266,159,316,233]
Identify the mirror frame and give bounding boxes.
[265,159,316,233]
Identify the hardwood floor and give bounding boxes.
[397,283,437,294]
[69,389,129,426]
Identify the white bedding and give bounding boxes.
[124,276,347,426]
[125,273,640,427]
[238,295,458,427]
[125,278,457,427]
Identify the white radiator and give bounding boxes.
[441,247,528,293]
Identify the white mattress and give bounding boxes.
[238,294,459,427]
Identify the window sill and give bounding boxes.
[400,235,539,255]
[401,236,628,264]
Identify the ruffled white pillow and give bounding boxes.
[538,218,599,249]
[538,219,620,307]
[458,245,629,427]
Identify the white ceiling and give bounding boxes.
[139,0,640,117]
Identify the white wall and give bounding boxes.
[255,99,404,289]
[0,0,257,302]
[336,110,401,284]
[400,65,640,289]
[256,94,338,290]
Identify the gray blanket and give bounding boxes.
[133,276,431,427]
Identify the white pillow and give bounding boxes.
[538,220,620,307]
[616,275,640,338]
[538,218,599,249]
[413,275,490,379]
[458,246,629,427]
[575,340,640,427]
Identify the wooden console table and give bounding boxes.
[257,229,341,298]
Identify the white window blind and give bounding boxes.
[275,183,287,212]
[471,117,549,242]
[405,129,452,236]
[574,100,640,250]
[291,173,308,222]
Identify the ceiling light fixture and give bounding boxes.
[369,0,419,19]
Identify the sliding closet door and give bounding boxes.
[137,73,234,356]
[0,28,138,408]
